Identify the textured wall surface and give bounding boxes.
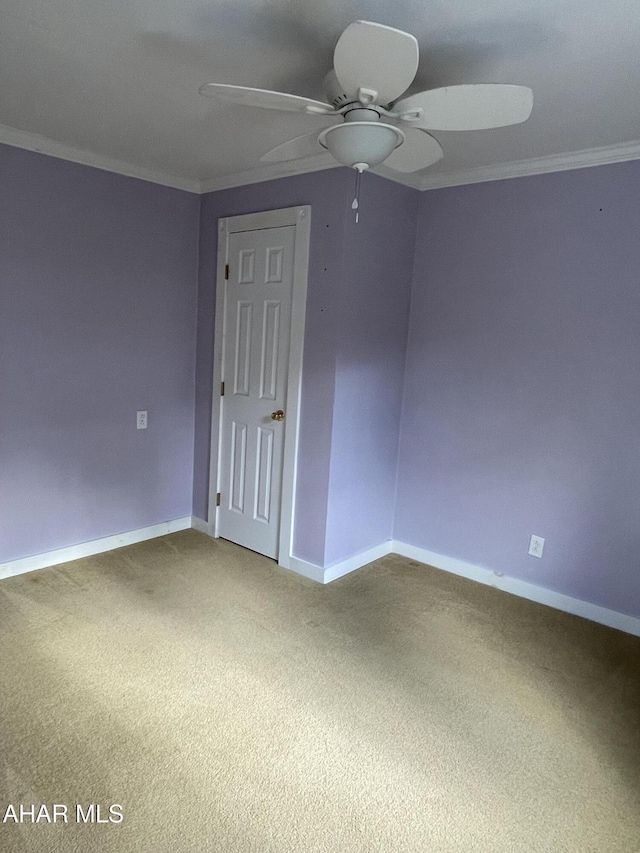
[0,145,199,562]
[395,161,640,618]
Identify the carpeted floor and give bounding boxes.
[0,530,639,852]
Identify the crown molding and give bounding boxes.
[371,165,423,190]
[3,121,639,197]
[198,159,426,194]
[198,139,640,195]
[418,139,640,191]
[197,156,339,193]
[0,123,200,193]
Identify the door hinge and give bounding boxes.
[216,492,221,507]
[224,263,229,280]
[220,381,225,396]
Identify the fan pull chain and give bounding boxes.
[351,166,364,224]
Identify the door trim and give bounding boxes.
[207,206,311,569]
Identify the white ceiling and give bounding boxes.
[2,0,640,193]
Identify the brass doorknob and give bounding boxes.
[271,410,285,421]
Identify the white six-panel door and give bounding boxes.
[217,225,296,559]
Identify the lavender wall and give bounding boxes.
[7,134,638,620]
[193,169,351,565]
[323,175,418,565]
[395,161,640,618]
[0,144,199,563]
[193,168,419,567]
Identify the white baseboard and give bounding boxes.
[5,519,636,638]
[322,541,394,583]
[285,557,327,584]
[190,516,211,536]
[0,517,192,581]
[287,541,393,585]
[391,540,640,638]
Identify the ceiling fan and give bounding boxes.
[199,20,533,176]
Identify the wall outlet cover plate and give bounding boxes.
[528,534,545,558]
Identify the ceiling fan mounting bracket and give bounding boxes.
[356,87,378,106]
[396,108,424,123]
[305,104,333,115]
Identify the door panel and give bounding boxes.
[229,421,247,513]
[254,426,274,523]
[259,302,280,400]
[218,225,295,559]
[233,302,252,395]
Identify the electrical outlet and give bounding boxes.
[528,534,545,558]
[136,410,147,430]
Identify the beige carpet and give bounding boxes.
[0,530,639,852]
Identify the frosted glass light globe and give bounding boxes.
[319,122,404,169]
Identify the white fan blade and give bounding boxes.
[199,83,335,115]
[394,84,533,131]
[333,21,418,105]
[383,128,443,173]
[260,132,329,163]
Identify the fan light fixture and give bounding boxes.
[200,20,533,182]
[318,122,404,171]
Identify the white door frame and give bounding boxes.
[206,205,311,569]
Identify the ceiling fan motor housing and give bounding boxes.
[323,70,354,109]
[322,71,382,112]
[343,107,381,122]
